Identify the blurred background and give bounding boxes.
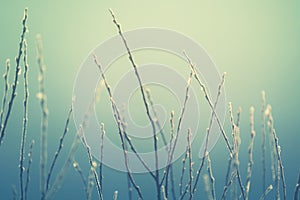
[0,1,299,199]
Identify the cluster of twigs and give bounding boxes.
[1,7,300,200]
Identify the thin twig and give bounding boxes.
[87,162,96,200]
[221,171,237,200]
[93,54,154,177]
[161,69,193,188]
[187,129,193,200]
[229,103,245,200]
[72,161,88,199]
[0,8,28,146]
[207,155,216,200]
[266,105,276,183]
[19,39,29,200]
[184,55,246,200]
[161,186,168,200]
[145,89,168,148]
[46,95,93,199]
[0,59,10,129]
[109,9,160,199]
[179,143,188,196]
[245,107,256,200]
[266,105,287,200]
[99,123,105,192]
[166,111,176,200]
[36,34,49,199]
[191,72,226,197]
[120,105,133,200]
[45,105,73,193]
[81,126,103,200]
[261,91,266,192]
[184,52,233,155]
[94,55,144,199]
[259,185,273,200]
[25,140,34,200]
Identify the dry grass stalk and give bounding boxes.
[245,107,256,200]
[183,53,245,198]
[45,105,73,193]
[0,8,28,146]
[161,186,168,200]
[191,72,226,197]
[0,59,10,130]
[207,155,216,200]
[261,91,266,192]
[36,34,49,199]
[24,140,34,200]
[99,123,105,191]
[19,39,29,200]
[221,171,237,200]
[161,69,193,189]
[72,161,88,199]
[93,55,144,199]
[265,105,286,200]
[259,185,273,200]
[187,129,193,200]
[109,9,160,199]
[80,126,103,200]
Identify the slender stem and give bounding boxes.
[187,129,193,200]
[25,140,34,200]
[179,144,188,196]
[46,97,93,199]
[161,69,193,187]
[185,54,245,200]
[87,162,96,200]
[19,40,29,200]
[0,8,28,146]
[184,53,233,155]
[161,186,168,200]
[109,9,160,199]
[46,135,80,199]
[245,107,256,200]
[72,161,88,199]
[207,155,216,200]
[221,171,237,200]
[261,91,266,192]
[36,35,49,199]
[168,111,176,200]
[191,72,226,197]
[0,59,10,129]
[93,55,154,178]
[94,55,144,199]
[266,106,287,200]
[259,185,273,200]
[145,89,168,148]
[81,127,103,200]
[99,123,105,193]
[45,105,73,193]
